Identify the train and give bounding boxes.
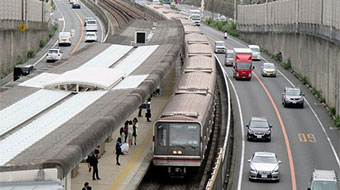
[152,15,217,175]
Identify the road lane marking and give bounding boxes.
[109,96,170,190]
[298,133,317,143]
[71,11,84,54]
[253,72,297,190]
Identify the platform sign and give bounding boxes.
[135,31,146,44]
[18,24,26,32]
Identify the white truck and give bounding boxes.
[189,9,201,26]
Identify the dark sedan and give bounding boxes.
[246,117,272,142]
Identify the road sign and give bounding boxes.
[18,24,26,32]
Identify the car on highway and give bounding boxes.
[84,17,94,26]
[261,62,276,77]
[46,49,62,62]
[58,32,72,46]
[13,65,35,81]
[85,19,98,31]
[225,49,235,66]
[69,0,77,4]
[214,41,225,54]
[282,87,304,108]
[246,117,272,142]
[308,169,339,190]
[72,1,81,8]
[248,44,261,61]
[248,152,281,182]
[85,32,97,42]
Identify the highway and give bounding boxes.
[33,0,104,69]
[199,24,340,190]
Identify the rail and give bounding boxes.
[205,55,232,190]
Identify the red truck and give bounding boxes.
[233,48,254,80]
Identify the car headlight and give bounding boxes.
[249,72,252,77]
[236,72,239,76]
[266,130,271,134]
[248,129,253,134]
[263,70,267,73]
[272,165,279,173]
[250,165,257,172]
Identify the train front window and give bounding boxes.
[169,123,200,147]
[156,124,167,146]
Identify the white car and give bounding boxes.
[58,32,72,46]
[248,44,261,61]
[46,49,62,62]
[84,17,94,26]
[85,32,97,42]
[248,152,281,182]
[85,20,98,31]
[261,62,276,77]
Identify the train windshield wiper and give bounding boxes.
[178,145,185,149]
[190,145,196,149]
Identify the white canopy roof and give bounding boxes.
[44,67,124,90]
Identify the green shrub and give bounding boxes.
[27,50,35,59]
[203,18,239,37]
[286,58,292,69]
[272,52,282,62]
[40,39,47,48]
[334,115,340,127]
[330,106,336,116]
[320,96,326,103]
[301,76,309,85]
[17,55,24,65]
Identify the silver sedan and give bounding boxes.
[261,62,276,77]
[248,152,281,182]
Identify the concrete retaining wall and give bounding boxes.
[240,32,340,114]
[0,21,49,78]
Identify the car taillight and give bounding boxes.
[69,38,71,41]
[58,38,60,41]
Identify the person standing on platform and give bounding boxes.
[91,149,101,180]
[115,137,122,165]
[124,120,129,143]
[82,182,92,190]
[132,118,138,145]
[146,98,152,122]
[128,120,133,146]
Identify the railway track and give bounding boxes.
[99,0,155,30]
[139,82,223,190]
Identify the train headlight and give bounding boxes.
[178,150,182,154]
[172,150,177,154]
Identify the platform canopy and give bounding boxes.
[44,67,124,91]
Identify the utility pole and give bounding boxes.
[211,0,214,20]
[234,0,236,20]
[42,0,44,22]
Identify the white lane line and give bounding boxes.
[33,0,66,67]
[79,1,105,42]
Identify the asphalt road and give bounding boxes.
[198,23,340,190]
[33,0,104,69]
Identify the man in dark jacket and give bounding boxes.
[89,149,101,180]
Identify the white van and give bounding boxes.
[58,32,72,46]
[85,20,98,31]
[248,44,261,61]
[214,41,225,54]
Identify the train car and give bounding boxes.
[153,49,216,175]
[152,73,216,174]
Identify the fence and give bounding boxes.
[0,0,50,22]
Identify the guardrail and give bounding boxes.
[237,0,340,43]
[205,55,232,190]
[0,0,50,22]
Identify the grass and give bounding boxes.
[49,21,59,38]
[51,0,56,11]
[40,39,47,48]
[17,56,25,65]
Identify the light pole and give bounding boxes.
[234,0,236,20]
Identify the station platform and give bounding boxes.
[71,93,168,190]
